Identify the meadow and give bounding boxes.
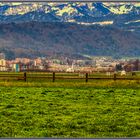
[0,72,140,138]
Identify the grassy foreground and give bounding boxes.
[0,83,140,138]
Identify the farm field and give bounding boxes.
[0,72,140,138]
[0,81,140,138]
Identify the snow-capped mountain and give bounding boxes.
[0,2,140,26]
[0,2,140,59]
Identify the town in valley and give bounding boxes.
[0,52,140,75]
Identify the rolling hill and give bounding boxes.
[0,22,140,59]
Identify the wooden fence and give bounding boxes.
[0,72,140,82]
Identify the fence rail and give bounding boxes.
[0,72,140,82]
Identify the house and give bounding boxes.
[0,53,7,71]
[13,63,20,72]
[121,70,126,76]
[0,59,6,71]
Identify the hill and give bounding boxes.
[0,22,140,59]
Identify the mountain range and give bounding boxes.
[0,2,140,59]
[0,2,140,26]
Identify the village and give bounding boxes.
[0,53,140,74]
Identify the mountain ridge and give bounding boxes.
[0,2,140,59]
[0,22,140,59]
[0,2,140,26]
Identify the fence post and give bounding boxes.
[24,72,27,82]
[86,73,88,82]
[53,72,55,82]
[114,73,117,81]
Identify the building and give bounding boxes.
[13,63,20,72]
[0,53,6,71]
[0,59,6,71]
[66,63,74,72]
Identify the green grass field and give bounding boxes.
[0,72,140,138]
